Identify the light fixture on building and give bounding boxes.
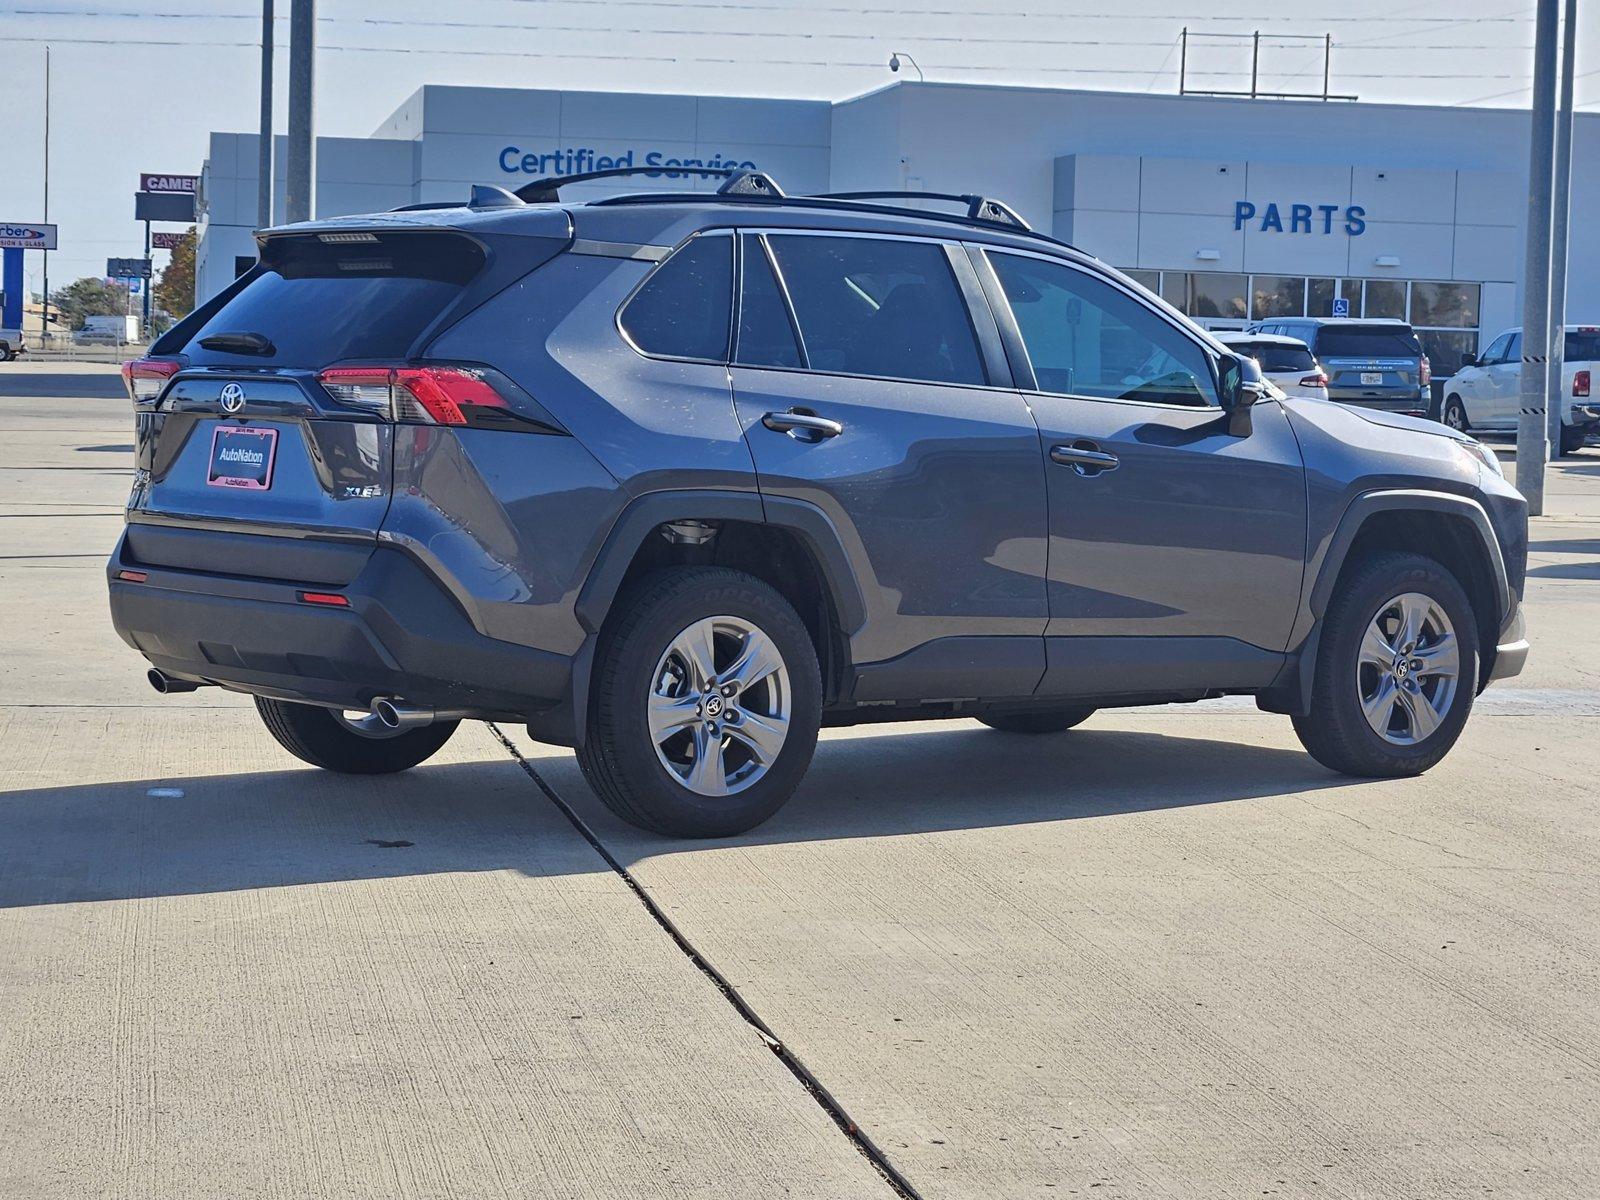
[1195,248,1222,262]
[1374,255,1401,268]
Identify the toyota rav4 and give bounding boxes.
[109,171,1530,837]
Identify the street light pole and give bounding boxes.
[258,0,275,230]
[1514,0,1560,516]
[285,0,315,224]
[1544,0,1577,453]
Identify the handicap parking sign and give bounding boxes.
[1333,297,1350,317]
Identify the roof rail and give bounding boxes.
[817,191,1031,231]
[514,165,782,204]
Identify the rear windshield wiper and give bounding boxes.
[198,331,276,356]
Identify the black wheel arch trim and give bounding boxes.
[572,488,868,639]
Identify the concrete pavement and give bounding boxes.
[2,362,1597,1198]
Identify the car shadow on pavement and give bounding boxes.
[0,726,1361,909]
[540,723,1367,851]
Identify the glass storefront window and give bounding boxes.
[1307,278,1337,317]
[1364,279,1407,320]
[1418,329,1479,377]
[1187,273,1247,320]
[1121,269,1160,295]
[1339,279,1363,318]
[1160,272,1188,312]
[1250,276,1305,319]
[1411,282,1480,329]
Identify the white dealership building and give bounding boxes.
[196,79,1600,374]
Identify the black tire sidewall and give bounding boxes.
[256,697,459,774]
[1309,554,1478,774]
[978,707,1096,734]
[587,569,822,838]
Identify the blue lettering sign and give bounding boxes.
[497,146,756,179]
[1235,201,1365,236]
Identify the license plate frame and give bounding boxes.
[1359,371,1384,386]
[207,425,279,491]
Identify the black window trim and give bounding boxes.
[735,232,810,370]
[615,229,737,368]
[976,244,1227,413]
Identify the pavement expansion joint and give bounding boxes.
[486,723,927,1200]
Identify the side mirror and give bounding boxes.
[1460,351,1478,368]
[1218,351,1262,436]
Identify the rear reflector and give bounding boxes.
[315,364,511,426]
[1576,370,1591,398]
[116,570,148,583]
[298,591,350,607]
[121,358,182,402]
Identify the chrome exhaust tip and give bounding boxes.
[147,668,201,695]
[372,698,475,730]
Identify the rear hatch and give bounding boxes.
[123,229,488,585]
[1314,323,1427,410]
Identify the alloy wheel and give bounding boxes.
[648,615,792,796]
[1356,592,1460,746]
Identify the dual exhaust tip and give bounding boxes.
[145,671,463,729]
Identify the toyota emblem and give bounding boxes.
[219,383,246,413]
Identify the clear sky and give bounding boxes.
[1,0,1594,291]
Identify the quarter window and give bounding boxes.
[735,235,802,369]
[763,235,986,386]
[989,252,1217,407]
[620,234,733,362]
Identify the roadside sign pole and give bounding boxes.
[1545,0,1577,452]
[1515,0,1560,517]
[259,0,275,229]
[285,0,315,224]
[40,46,50,345]
[141,220,152,337]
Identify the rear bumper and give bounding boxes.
[107,531,574,716]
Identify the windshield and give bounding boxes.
[1314,324,1423,358]
[183,231,486,367]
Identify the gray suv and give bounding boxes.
[108,171,1529,837]
[1248,317,1431,415]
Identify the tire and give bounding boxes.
[1441,395,1469,433]
[1559,424,1586,456]
[0,345,13,363]
[1292,551,1478,778]
[977,706,1096,734]
[577,567,822,838]
[254,696,459,774]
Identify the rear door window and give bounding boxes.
[620,233,734,362]
[1313,324,1423,358]
[988,251,1218,407]
[183,231,486,367]
[735,235,802,369]
[763,234,986,386]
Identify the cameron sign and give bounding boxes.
[1234,201,1366,236]
[499,146,757,180]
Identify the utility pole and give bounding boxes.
[259,0,275,229]
[40,46,50,345]
[285,0,315,224]
[1544,0,1577,452]
[1514,0,1560,516]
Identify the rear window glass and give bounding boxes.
[1254,344,1316,372]
[184,232,485,366]
[1313,324,1422,358]
[1566,332,1600,362]
[620,235,733,361]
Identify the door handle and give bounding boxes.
[762,409,843,440]
[1050,442,1119,476]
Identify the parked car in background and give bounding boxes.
[0,326,23,362]
[74,314,141,345]
[1213,332,1328,401]
[1248,317,1430,415]
[1442,325,1600,455]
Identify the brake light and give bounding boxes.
[315,364,511,426]
[116,570,148,583]
[1300,372,1329,389]
[121,358,181,402]
[1420,356,1432,387]
[1577,370,1592,398]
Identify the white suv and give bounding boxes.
[1213,332,1329,401]
[1443,325,1600,454]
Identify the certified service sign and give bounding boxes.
[0,222,58,250]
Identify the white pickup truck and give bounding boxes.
[0,326,23,362]
[1443,325,1600,454]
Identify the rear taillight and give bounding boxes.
[121,358,181,402]
[1300,372,1329,389]
[297,591,349,607]
[1420,356,1432,387]
[315,364,512,426]
[1576,370,1591,398]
